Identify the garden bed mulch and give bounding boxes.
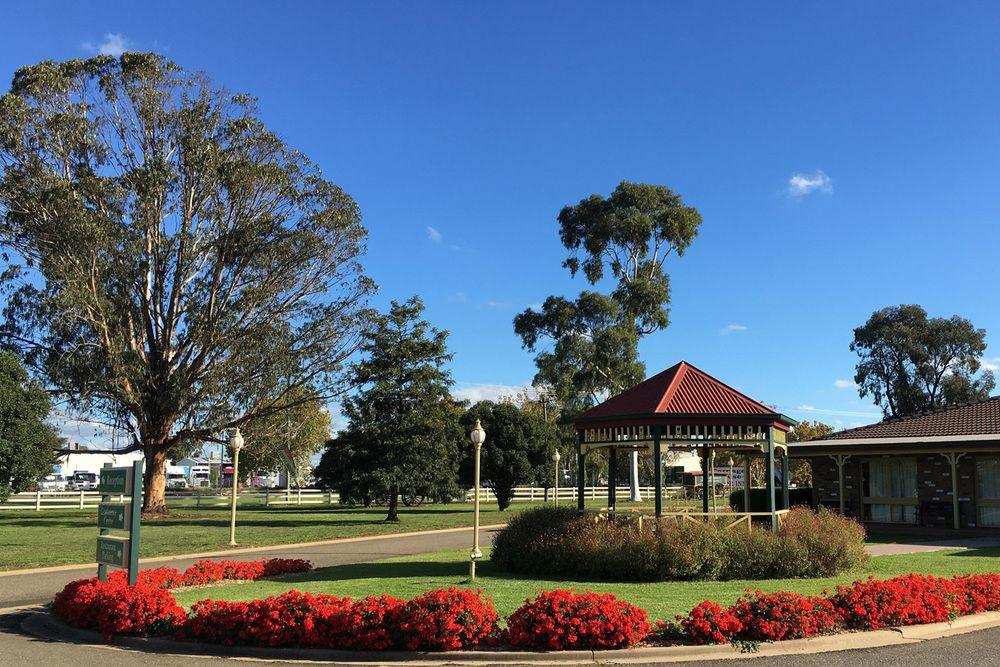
[22,608,1000,665]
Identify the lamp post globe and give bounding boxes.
[469,419,485,579]
[228,427,245,546]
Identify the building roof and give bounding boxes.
[815,397,1000,441]
[574,361,785,422]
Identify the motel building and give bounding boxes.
[789,398,1000,530]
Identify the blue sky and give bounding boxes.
[4,1,1000,443]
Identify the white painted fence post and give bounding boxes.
[264,489,269,507]
[297,488,302,505]
[35,489,41,511]
[79,490,85,509]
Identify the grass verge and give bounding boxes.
[171,546,1000,621]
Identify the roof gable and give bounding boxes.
[576,361,777,421]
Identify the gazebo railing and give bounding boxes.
[584,507,791,531]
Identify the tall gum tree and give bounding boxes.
[514,181,701,497]
[0,54,373,514]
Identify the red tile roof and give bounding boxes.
[574,361,779,421]
[819,397,1000,440]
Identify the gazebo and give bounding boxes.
[572,361,797,529]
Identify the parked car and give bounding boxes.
[38,474,67,491]
[66,471,98,490]
[166,472,189,489]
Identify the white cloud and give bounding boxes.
[426,226,442,243]
[453,383,533,403]
[83,33,131,57]
[983,358,1000,372]
[786,170,833,197]
[720,324,748,335]
[833,379,857,389]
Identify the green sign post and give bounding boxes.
[97,460,143,584]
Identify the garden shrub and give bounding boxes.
[506,590,652,649]
[829,574,964,629]
[778,507,867,577]
[312,594,406,650]
[730,590,838,641]
[396,587,499,650]
[954,574,1000,614]
[492,506,866,582]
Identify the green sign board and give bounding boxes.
[98,503,130,531]
[99,467,131,494]
[96,536,130,568]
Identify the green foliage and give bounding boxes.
[314,297,462,520]
[514,181,702,407]
[459,401,557,511]
[851,305,994,418]
[0,54,372,512]
[0,350,60,500]
[237,388,331,482]
[491,507,867,582]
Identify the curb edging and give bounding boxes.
[18,608,1000,665]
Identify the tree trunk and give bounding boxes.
[629,450,641,501]
[385,484,400,522]
[495,485,513,511]
[143,447,169,515]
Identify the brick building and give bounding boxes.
[789,398,1000,530]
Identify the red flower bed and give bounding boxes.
[674,600,743,645]
[730,590,838,641]
[829,574,963,629]
[108,566,184,590]
[312,594,406,650]
[53,577,185,640]
[507,590,652,650]
[396,587,499,650]
[261,558,312,578]
[955,574,1000,614]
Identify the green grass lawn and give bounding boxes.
[0,502,527,571]
[171,546,1000,622]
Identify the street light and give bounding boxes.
[552,450,561,506]
[228,427,245,546]
[469,419,486,580]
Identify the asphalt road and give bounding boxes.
[0,525,502,608]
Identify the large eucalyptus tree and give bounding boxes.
[0,54,373,513]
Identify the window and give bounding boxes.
[863,458,917,523]
[976,457,1000,527]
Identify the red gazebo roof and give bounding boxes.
[574,361,791,426]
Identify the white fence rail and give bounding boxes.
[3,485,694,511]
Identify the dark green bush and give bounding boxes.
[491,506,866,582]
[729,487,814,512]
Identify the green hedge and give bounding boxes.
[491,506,866,582]
[729,488,814,512]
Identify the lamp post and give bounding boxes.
[228,427,245,546]
[469,419,486,579]
[552,450,561,506]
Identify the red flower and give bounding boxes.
[507,590,652,650]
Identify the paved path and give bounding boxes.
[864,536,1000,556]
[0,525,501,609]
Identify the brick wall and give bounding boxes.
[808,452,986,528]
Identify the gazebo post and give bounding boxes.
[766,426,777,531]
[743,456,751,512]
[607,447,617,515]
[701,445,710,514]
[576,431,586,512]
[653,426,663,517]
[781,451,790,510]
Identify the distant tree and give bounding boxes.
[238,388,332,483]
[314,297,462,521]
[460,401,558,511]
[0,351,60,501]
[514,181,702,498]
[851,305,994,418]
[0,54,372,514]
[785,420,834,487]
